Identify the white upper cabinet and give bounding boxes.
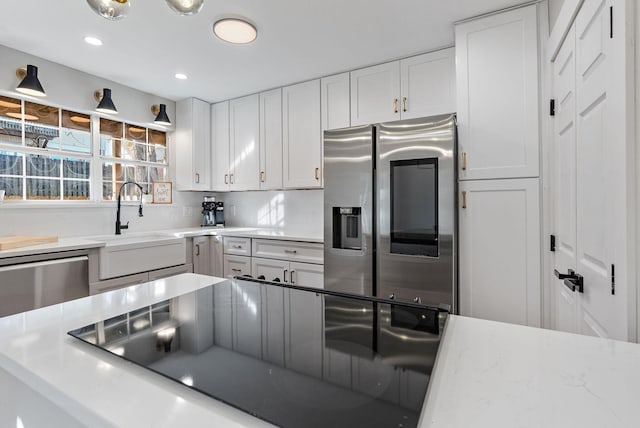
[282,79,322,189]
[175,98,211,190]
[455,5,539,180]
[321,73,351,131]
[350,61,401,125]
[211,101,230,191]
[259,88,283,190]
[229,94,260,191]
[350,48,456,126]
[400,48,456,119]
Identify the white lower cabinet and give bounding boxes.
[261,285,285,366]
[458,178,541,326]
[252,257,289,283]
[192,236,210,275]
[232,280,263,358]
[289,262,323,288]
[223,255,252,279]
[284,288,323,378]
[252,257,323,289]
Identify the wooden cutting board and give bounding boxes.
[0,236,58,250]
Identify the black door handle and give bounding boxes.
[554,269,584,293]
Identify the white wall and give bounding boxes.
[219,190,323,236]
[0,44,205,237]
[548,0,565,31]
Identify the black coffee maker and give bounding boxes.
[202,196,224,227]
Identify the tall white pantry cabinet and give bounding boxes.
[456,4,543,327]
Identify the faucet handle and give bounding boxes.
[121,221,129,230]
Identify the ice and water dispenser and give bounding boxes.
[332,207,362,250]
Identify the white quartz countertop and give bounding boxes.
[0,227,323,260]
[2,275,640,427]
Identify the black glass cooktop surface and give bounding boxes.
[69,278,447,428]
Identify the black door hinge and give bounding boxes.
[609,6,613,38]
[611,264,615,295]
[550,99,556,116]
[550,234,556,252]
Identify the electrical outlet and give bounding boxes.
[183,206,193,217]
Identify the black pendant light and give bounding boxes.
[95,88,118,114]
[16,65,46,97]
[153,104,171,125]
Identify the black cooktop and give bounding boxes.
[68,278,447,428]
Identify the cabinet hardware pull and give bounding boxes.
[402,97,407,112]
[393,98,398,113]
[232,245,242,249]
[389,293,395,300]
[260,171,265,182]
[224,174,229,184]
[231,268,242,272]
[284,249,297,254]
[283,269,288,283]
[315,168,320,180]
[290,270,295,284]
[461,152,467,171]
[195,244,200,256]
[230,174,234,184]
[195,173,200,183]
[462,191,467,209]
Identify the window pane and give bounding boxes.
[148,144,166,164]
[101,137,121,158]
[0,96,23,146]
[121,140,147,161]
[150,166,168,182]
[148,129,166,145]
[0,151,23,175]
[25,123,59,150]
[24,102,58,126]
[134,165,149,183]
[125,124,147,142]
[102,181,113,200]
[100,119,123,157]
[63,158,90,179]
[26,178,60,200]
[61,111,91,153]
[26,155,60,178]
[0,176,22,199]
[63,180,90,200]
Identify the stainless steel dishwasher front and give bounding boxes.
[0,255,89,317]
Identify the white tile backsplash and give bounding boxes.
[219,190,323,237]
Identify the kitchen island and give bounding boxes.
[1,274,640,427]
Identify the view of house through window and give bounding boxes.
[0,95,168,202]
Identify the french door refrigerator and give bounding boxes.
[324,113,457,311]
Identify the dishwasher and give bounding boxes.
[0,250,89,318]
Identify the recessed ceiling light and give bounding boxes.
[213,18,257,44]
[84,36,103,46]
[174,73,188,80]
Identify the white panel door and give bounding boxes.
[252,257,289,284]
[259,88,283,190]
[192,98,211,190]
[350,61,400,126]
[229,94,260,190]
[282,79,322,188]
[289,261,323,289]
[211,101,230,191]
[262,284,285,366]
[232,281,262,358]
[192,236,211,276]
[321,73,350,131]
[213,280,233,349]
[552,25,579,334]
[455,5,539,180]
[400,48,456,119]
[285,289,323,378]
[459,178,541,327]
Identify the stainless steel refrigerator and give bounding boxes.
[324,114,457,311]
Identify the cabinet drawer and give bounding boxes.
[252,239,324,264]
[223,255,252,278]
[223,236,251,256]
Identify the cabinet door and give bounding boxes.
[321,73,350,131]
[289,261,323,289]
[350,61,400,126]
[455,5,539,180]
[223,255,252,279]
[232,281,262,358]
[282,79,322,188]
[400,48,456,120]
[285,289,323,378]
[192,236,210,275]
[213,280,233,349]
[259,88,283,190]
[262,284,285,366]
[230,94,260,190]
[458,178,541,326]
[211,101,230,191]
[175,98,211,190]
[252,257,289,283]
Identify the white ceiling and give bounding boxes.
[0,0,528,103]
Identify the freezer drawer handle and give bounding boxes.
[554,269,584,293]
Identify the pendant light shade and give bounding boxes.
[95,88,118,114]
[165,0,204,15]
[86,0,130,21]
[16,65,46,97]
[153,104,171,126]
